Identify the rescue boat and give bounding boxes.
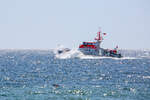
[79,29,122,58]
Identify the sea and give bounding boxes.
[0,49,150,100]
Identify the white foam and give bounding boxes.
[55,49,82,59]
[111,57,137,60]
[143,76,150,79]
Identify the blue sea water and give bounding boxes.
[0,50,150,100]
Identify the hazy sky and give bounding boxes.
[0,0,149,49]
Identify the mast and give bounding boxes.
[95,29,103,49]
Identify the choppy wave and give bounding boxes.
[0,49,150,100]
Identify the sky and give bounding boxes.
[0,0,150,49]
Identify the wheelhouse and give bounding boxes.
[79,42,97,49]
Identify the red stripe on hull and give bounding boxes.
[79,45,97,49]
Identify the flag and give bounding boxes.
[103,33,107,35]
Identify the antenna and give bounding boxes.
[95,27,103,41]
